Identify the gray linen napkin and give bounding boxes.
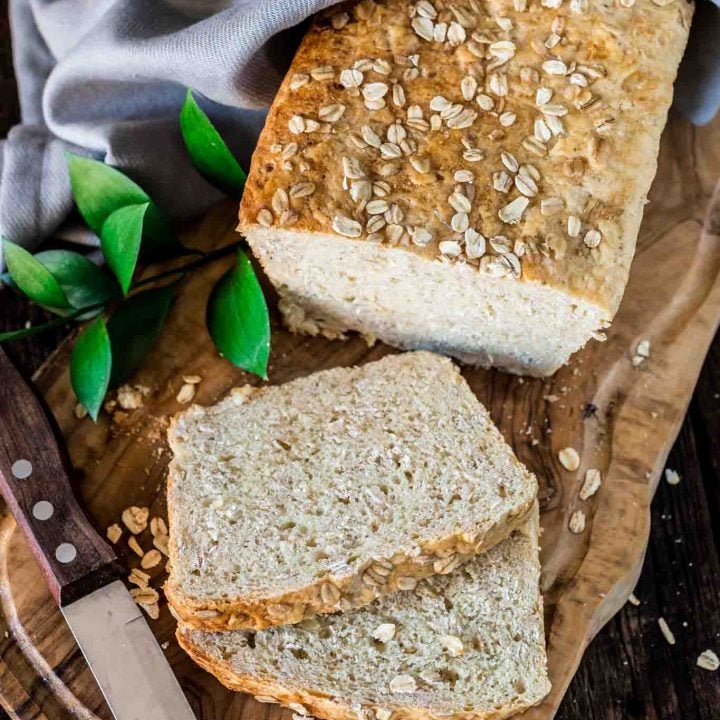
[0,0,718,270]
[0,0,339,267]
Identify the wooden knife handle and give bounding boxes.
[0,349,122,607]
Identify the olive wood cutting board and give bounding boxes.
[1,110,720,720]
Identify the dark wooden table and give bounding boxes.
[1,8,719,720]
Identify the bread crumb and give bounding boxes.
[372,623,396,642]
[106,523,122,544]
[128,536,145,558]
[665,468,681,485]
[658,617,676,645]
[389,674,417,693]
[140,549,163,570]
[559,447,580,471]
[161,641,170,650]
[176,383,196,405]
[579,468,602,500]
[697,649,719,671]
[375,710,392,720]
[628,593,640,606]
[122,506,149,534]
[117,384,149,410]
[74,403,88,419]
[568,510,586,534]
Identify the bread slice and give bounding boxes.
[238,0,692,377]
[166,352,537,631]
[178,509,550,720]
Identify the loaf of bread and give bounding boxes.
[178,510,550,720]
[238,0,692,376]
[165,352,537,631]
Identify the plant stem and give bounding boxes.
[0,240,245,343]
[0,304,105,343]
[133,240,244,290]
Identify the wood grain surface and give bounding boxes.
[1,12,720,720]
[1,101,720,719]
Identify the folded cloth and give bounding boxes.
[675,0,720,126]
[0,0,718,269]
[0,0,339,267]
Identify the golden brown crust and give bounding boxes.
[239,0,692,315]
[166,495,536,631]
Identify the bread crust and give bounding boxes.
[164,352,538,631]
[176,511,549,720]
[166,496,535,631]
[238,0,692,317]
[177,628,544,720]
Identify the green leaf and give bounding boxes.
[70,316,112,420]
[100,203,148,294]
[66,152,178,258]
[180,90,247,196]
[2,239,70,309]
[107,286,173,387]
[207,250,270,379]
[33,250,118,309]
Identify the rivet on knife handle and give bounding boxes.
[0,349,122,606]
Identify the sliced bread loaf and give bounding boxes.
[178,510,550,720]
[166,352,537,631]
[239,0,692,376]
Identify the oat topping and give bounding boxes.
[241,0,688,299]
[558,447,580,471]
[131,586,160,605]
[176,383,196,405]
[439,634,464,656]
[568,509,586,534]
[372,622,397,641]
[128,536,145,558]
[288,703,309,716]
[658,617,676,645]
[140,549,163,570]
[579,468,601,500]
[697,649,720,672]
[122,506,149,534]
[106,523,122,544]
[632,338,651,366]
[389,674,417,693]
[664,468,681,485]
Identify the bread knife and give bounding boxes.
[0,348,196,720]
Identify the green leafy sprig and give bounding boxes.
[1,90,269,419]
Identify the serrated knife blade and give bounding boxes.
[61,581,196,720]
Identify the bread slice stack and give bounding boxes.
[167,352,551,719]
